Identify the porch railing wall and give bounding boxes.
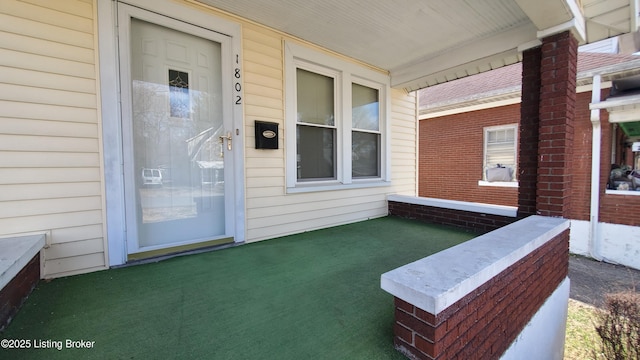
[381,214,570,359]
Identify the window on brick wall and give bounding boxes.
[607,123,640,193]
[481,124,518,186]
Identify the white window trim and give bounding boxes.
[605,189,640,195]
[284,41,391,193]
[478,180,519,188]
[482,123,518,185]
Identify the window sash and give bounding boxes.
[352,131,380,178]
[296,68,335,126]
[352,83,379,131]
[297,124,336,181]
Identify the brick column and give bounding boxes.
[518,46,542,217]
[537,31,578,217]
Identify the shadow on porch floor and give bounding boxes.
[1,216,475,360]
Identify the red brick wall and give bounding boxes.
[571,90,640,226]
[388,201,516,233]
[0,254,40,331]
[519,46,542,217]
[599,112,640,226]
[601,193,640,225]
[419,69,640,225]
[419,92,596,219]
[418,104,519,207]
[392,229,569,360]
[537,32,578,218]
[570,91,596,221]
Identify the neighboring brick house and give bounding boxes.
[419,51,640,270]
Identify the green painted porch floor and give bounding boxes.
[1,216,475,360]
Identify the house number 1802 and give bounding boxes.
[234,54,242,105]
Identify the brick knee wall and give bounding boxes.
[392,229,569,360]
[0,254,40,331]
[388,201,516,233]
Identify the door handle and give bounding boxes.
[219,131,232,157]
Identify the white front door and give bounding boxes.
[118,5,236,258]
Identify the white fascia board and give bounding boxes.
[590,94,640,110]
[390,22,538,90]
[609,108,640,123]
[516,0,586,42]
[515,0,573,29]
[537,16,586,43]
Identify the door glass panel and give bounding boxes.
[129,18,225,249]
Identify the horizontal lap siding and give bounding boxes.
[242,23,286,241]
[0,0,106,278]
[243,24,417,242]
[1,0,417,275]
[391,90,417,195]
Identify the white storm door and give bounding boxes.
[118,5,235,255]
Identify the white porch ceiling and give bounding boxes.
[195,0,640,91]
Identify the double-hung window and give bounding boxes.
[285,42,390,192]
[482,124,518,185]
[296,68,337,181]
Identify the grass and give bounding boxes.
[0,216,475,360]
[565,299,602,360]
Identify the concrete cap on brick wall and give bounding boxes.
[380,215,569,315]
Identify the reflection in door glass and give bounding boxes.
[129,18,225,249]
[168,69,190,118]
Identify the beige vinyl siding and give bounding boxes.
[2,0,418,277]
[241,22,417,242]
[0,0,106,278]
[390,89,418,194]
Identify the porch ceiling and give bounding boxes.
[195,0,640,92]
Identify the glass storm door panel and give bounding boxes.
[124,17,230,254]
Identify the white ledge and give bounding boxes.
[605,189,640,196]
[380,215,569,315]
[0,234,45,290]
[387,194,518,217]
[478,180,519,188]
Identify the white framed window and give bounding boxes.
[352,81,381,178]
[605,124,640,195]
[285,42,390,192]
[481,124,518,185]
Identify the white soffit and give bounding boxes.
[583,0,640,43]
[194,0,640,92]
[515,0,574,30]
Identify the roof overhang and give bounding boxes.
[591,75,640,136]
[194,0,640,92]
[420,57,640,119]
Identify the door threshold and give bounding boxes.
[122,238,239,267]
